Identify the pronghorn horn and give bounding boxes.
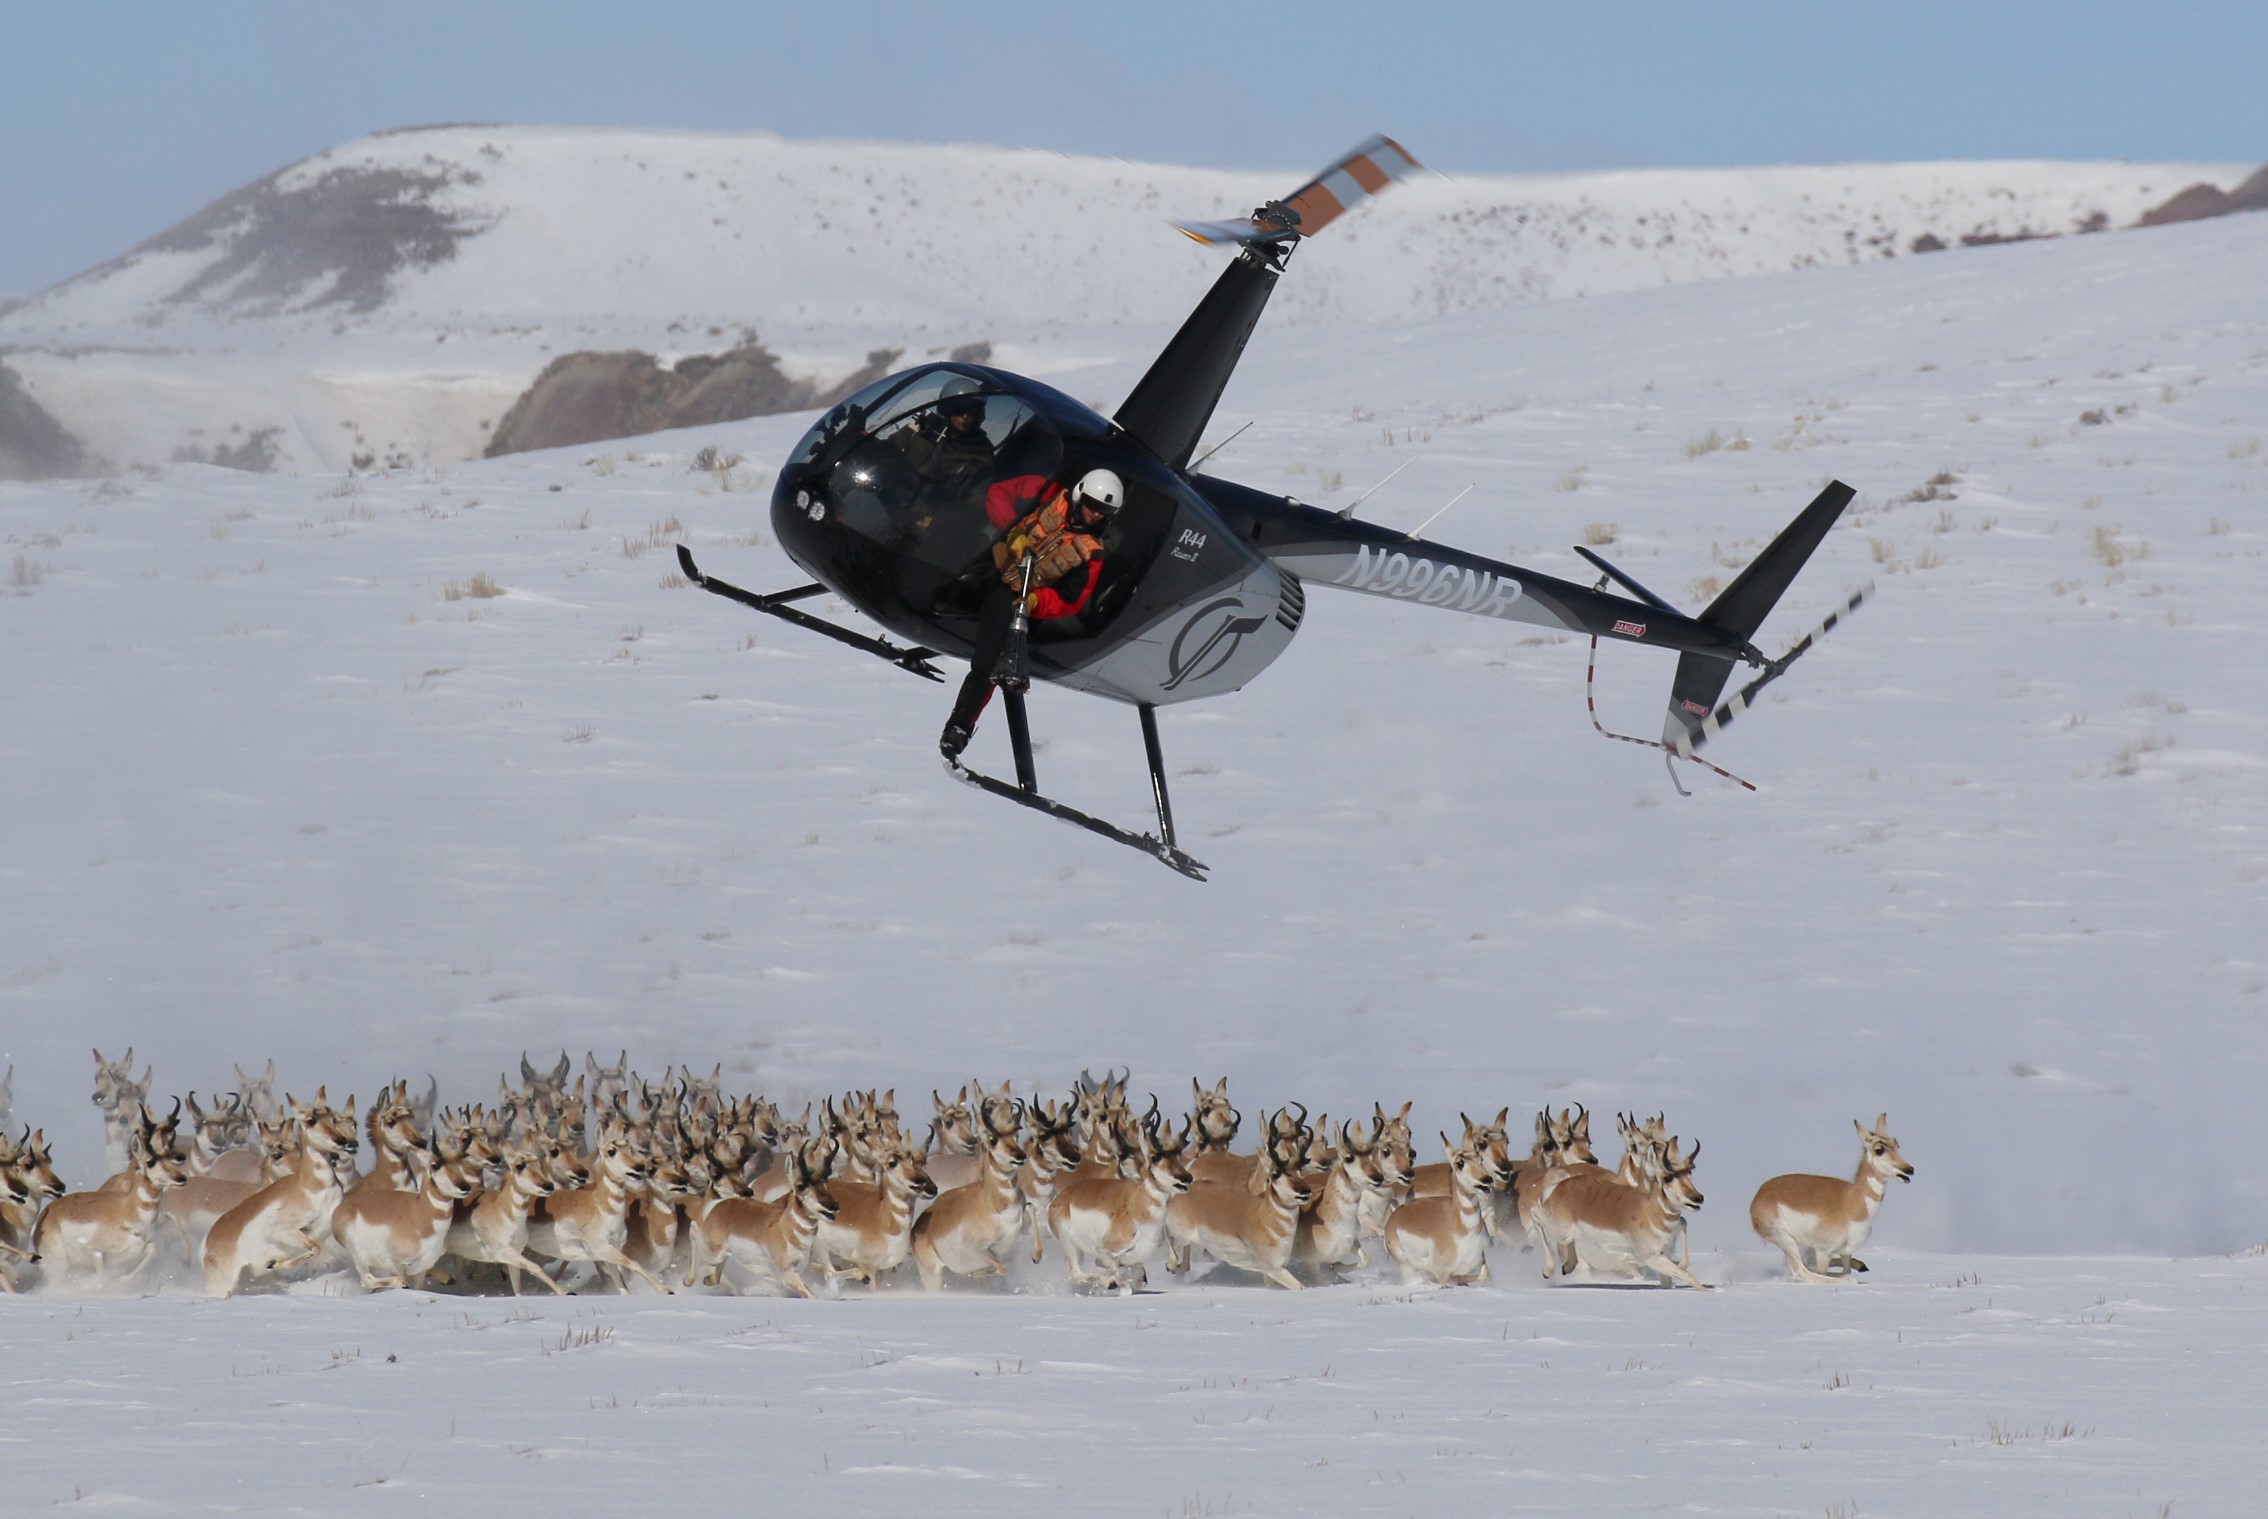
[549,1051,571,1084]
[520,1052,539,1084]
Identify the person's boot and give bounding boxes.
[939,718,974,761]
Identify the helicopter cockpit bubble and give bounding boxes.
[776,363,1157,639]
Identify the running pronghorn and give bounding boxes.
[1749,1114,1914,1282]
[1,1128,67,1289]
[333,1145,482,1291]
[1165,1111,1314,1289]
[1356,1100,1417,1241]
[1515,1105,1605,1250]
[1048,1110,1193,1293]
[181,1091,264,1183]
[234,1061,279,1121]
[911,1122,1028,1290]
[161,1109,297,1261]
[1293,1118,1410,1277]
[692,1136,839,1297]
[1189,1101,1309,1189]
[444,1140,578,1295]
[343,1079,429,1199]
[38,1102,192,1288]
[1382,1133,1496,1287]
[815,1131,937,1287]
[1407,1108,1515,1236]
[923,1086,984,1193]
[1015,1098,1080,1264]
[525,1117,673,1293]
[584,1050,631,1113]
[91,1049,153,1175]
[622,1146,701,1282]
[1534,1129,1708,1289]
[202,1091,360,1296]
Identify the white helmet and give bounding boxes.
[1071,468,1124,515]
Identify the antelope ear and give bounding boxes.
[1875,1111,1889,1132]
[1854,1118,1866,1136]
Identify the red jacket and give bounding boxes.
[985,475,1103,618]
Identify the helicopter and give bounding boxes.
[678,135,1868,880]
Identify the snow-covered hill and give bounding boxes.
[0,124,2249,473]
[2,162,2264,1517]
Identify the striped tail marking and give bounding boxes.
[1672,583,1873,759]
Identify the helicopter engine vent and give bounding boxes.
[1276,573,1306,634]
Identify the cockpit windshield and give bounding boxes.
[785,366,1065,579]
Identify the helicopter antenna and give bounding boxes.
[1335,456,1415,519]
[1187,420,1252,473]
[1407,483,1475,542]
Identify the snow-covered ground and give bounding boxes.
[1,189,2264,1513]
[6,1253,2260,1516]
[0,123,2248,471]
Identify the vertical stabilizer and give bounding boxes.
[1662,480,1855,750]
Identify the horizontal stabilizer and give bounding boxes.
[1661,480,1855,750]
[1173,134,1422,246]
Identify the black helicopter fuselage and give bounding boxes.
[771,358,1754,709]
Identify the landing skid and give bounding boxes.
[946,696,1209,881]
[676,546,944,681]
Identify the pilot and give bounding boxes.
[938,467,1124,760]
[895,376,995,532]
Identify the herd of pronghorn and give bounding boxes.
[0,1051,1914,1299]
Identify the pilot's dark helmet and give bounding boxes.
[937,375,985,421]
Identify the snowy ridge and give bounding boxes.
[0,124,2248,473]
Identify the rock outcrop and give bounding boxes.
[0,359,91,480]
[2138,163,2268,228]
[482,338,982,458]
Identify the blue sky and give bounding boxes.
[4,0,2263,296]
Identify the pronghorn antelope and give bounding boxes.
[584,1050,631,1112]
[343,1079,429,1198]
[525,1118,673,1293]
[182,1091,264,1183]
[233,1060,279,1121]
[1383,1133,1496,1287]
[923,1086,984,1192]
[160,1109,298,1260]
[202,1091,360,1297]
[1190,1077,1240,1154]
[37,1102,191,1288]
[1408,1108,1516,1238]
[692,1137,839,1297]
[334,1145,482,1291]
[518,1051,574,1107]
[1515,1105,1604,1249]
[91,1048,153,1175]
[1749,1114,1914,1283]
[1048,1113,1192,1293]
[912,1123,1027,1290]
[814,1132,937,1287]
[622,1147,701,1282]
[1015,1098,1080,1264]
[202,1088,358,1305]
[1,1128,66,1290]
[1356,1100,1416,1241]
[1293,1119,1408,1277]
[1165,1112,1313,1290]
[443,1141,575,1295]
[1189,1101,1308,1189]
[1535,1132,1708,1289]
